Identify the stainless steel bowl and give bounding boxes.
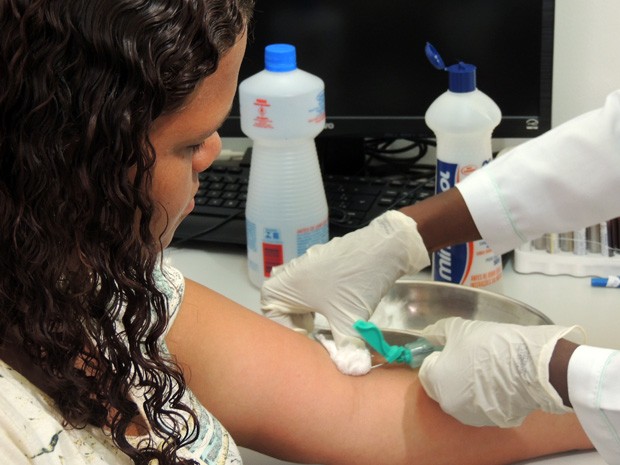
[368,280,552,334]
[315,280,552,346]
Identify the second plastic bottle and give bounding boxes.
[239,44,329,288]
[424,43,503,289]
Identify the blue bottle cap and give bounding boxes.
[425,42,477,93]
[264,43,297,72]
[447,62,477,93]
[425,42,446,70]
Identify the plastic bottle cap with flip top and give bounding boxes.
[425,42,477,93]
[264,43,297,72]
[446,62,477,93]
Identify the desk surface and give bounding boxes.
[165,245,615,465]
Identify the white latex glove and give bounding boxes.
[418,317,586,428]
[261,210,430,354]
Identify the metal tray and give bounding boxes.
[367,280,552,335]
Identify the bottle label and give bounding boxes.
[252,98,274,129]
[308,90,326,124]
[433,241,502,287]
[261,228,284,277]
[433,159,502,287]
[435,160,478,194]
[246,218,328,284]
[244,90,325,135]
[296,218,328,255]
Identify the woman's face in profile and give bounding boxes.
[147,33,247,248]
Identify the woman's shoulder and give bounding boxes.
[0,359,243,465]
[0,360,132,464]
[155,260,185,297]
[154,260,186,323]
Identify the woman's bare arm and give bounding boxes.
[166,278,591,465]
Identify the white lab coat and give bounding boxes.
[457,90,620,465]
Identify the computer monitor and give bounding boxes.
[220,0,554,168]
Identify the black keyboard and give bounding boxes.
[173,155,436,246]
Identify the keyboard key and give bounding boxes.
[220,191,236,199]
[348,194,375,211]
[223,199,240,208]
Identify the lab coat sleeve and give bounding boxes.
[568,345,620,465]
[456,90,620,255]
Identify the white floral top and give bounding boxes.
[0,264,242,465]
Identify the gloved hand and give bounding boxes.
[261,210,430,351]
[417,317,586,427]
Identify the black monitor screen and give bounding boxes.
[220,0,554,142]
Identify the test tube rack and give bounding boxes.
[513,221,620,277]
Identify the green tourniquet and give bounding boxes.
[353,320,441,368]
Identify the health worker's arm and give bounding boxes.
[401,89,620,255]
[166,278,592,465]
[401,89,620,463]
[400,188,580,411]
[457,89,620,255]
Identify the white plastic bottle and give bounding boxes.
[239,44,329,288]
[424,43,503,289]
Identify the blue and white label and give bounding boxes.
[434,243,474,285]
[433,159,502,287]
[435,159,480,195]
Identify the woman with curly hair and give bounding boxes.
[0,1,593,464]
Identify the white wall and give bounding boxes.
[553,0,620,125]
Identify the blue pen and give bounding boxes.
[591,276,620,288]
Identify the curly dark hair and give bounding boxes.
[0,0,253,463]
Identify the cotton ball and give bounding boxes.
[315,333,372,376]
